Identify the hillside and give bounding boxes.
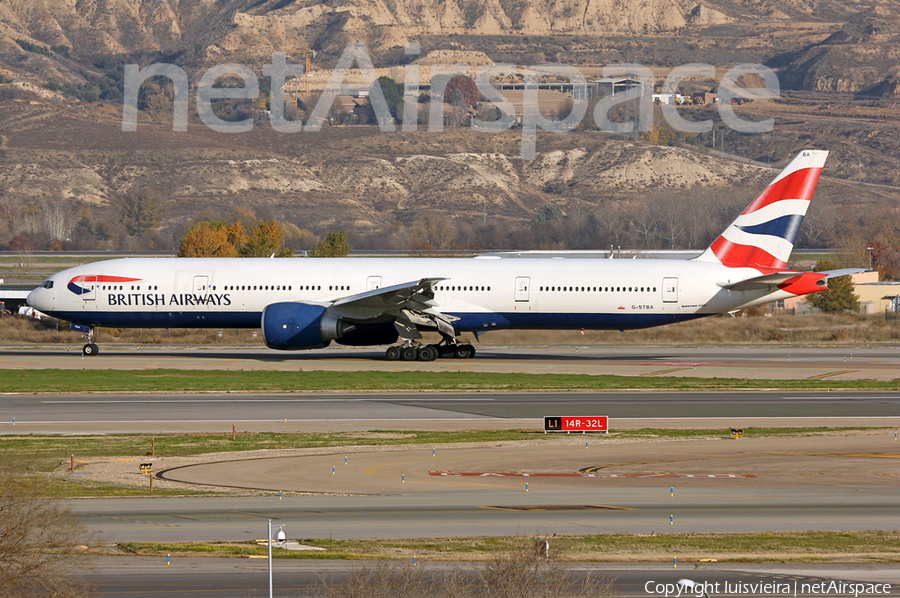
[1,99,898,254]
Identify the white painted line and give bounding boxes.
[2,417,505,424]
[781,396,900,400]
[41,398,496,404]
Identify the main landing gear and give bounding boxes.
[81,326,99,356]
[385,340,476,361]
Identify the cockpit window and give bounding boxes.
[40,280,54,289]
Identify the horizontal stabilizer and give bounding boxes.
[719,268,864,295]
[717,272,806,291]
[818,268,866,280]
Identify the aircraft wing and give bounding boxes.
[328,278,457,337]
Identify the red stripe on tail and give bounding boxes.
[710,237,784,270]
[741,167,822,215]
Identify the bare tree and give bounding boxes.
[0,456,93,597]
[319,541,612,597]
[42,201,68,241]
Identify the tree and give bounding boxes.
[443,75,480,107]
[530,204,564,225]
[177,219,294,258]
[7,234,33,252]
[376,76,404,121]
[240,220,294,257]
[311,229,352,257]
[120,189,163,236]
[0,456,92,597]
[178,222,242,257]
[806,259,860,313]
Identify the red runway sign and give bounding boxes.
[544,416,608,432]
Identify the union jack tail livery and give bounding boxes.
[696,150,828,271]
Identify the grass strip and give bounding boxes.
[119,531,900,562]
[2,369,899,393]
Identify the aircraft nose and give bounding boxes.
[27,286,47,311]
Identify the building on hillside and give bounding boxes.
[489,89,570,122]
[593,78,644,98]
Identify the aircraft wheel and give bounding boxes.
[385,346,401,361]
[82,343,99,356]
[454,344,475,359]
[400,346,418,361]
[438,344,457,359]
[417,346,438,362]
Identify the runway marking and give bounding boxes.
[807,370,859,380]
[836,452,900,458]
[106,516,180,528]
[647,362,713,366]
[781,396,900,400]
[41,398,495,404]
[430,472,757,478]
[6,417,497,425]
[641,367,693,376]
[481,505,637,512]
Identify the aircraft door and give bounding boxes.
[515,276,530,302]
[193,276,209,293]
[662,277,678,303]
[366,276,382,291]
[81,275,97,301]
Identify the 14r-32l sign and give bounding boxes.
[544,416,609,433]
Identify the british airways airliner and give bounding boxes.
[28,150,857,360]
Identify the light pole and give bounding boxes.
[268,519,286,598]
[867,246,874,270]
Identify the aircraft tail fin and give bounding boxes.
[695,150,828,270]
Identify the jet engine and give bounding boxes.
[261,302,356,350]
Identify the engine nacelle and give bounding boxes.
[261,302,355,351]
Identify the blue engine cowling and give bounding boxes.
[261,302,356,351]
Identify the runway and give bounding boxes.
[84,558,900,598]
[3,390,900,434]
[3,344,900,380]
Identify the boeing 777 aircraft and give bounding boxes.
[28,150,857,360]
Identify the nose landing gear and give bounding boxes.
[79,326,99,356]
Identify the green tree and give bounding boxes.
[240,220,294,257]
[376,76,404,121]
[531,204,565,224]
[120,189,163,236]
[806,259,860,313]
[310,229,352,257]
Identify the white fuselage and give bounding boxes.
[27,256,793,335]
